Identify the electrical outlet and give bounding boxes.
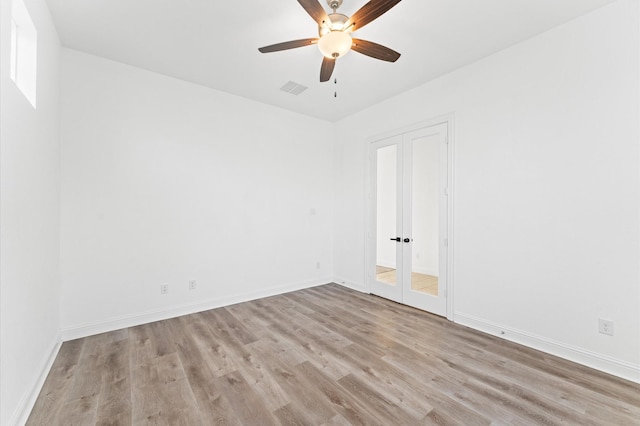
[316,262,321,269]
[160,284,169,294]
[189,280,197,290]
[598,318,614,336]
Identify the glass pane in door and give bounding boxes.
[411,136,439,295]
[376,145,397,286]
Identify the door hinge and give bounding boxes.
[444,238,449,247]
[444,187,449,196]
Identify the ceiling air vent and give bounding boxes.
[280,81,308,96]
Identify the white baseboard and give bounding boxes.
[376,261,395,269]
[455,312,640,384]
[9,332,62,426]
[411,266,438,276]
[333,277,367,293]
[61,278,331,341]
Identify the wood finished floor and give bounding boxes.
[28,284,640,425]
[376,266,439,296]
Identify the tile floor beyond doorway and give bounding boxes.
[375,265,438,295]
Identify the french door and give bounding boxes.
[368,123,449,316]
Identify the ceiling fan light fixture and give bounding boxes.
[318,31,352,59]
[319,13,349,36]
[328,13,348,31]
[258,0,403,82]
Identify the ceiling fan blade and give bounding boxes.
[258,38,318,53]
[320,57,336,82]
[297,0,330,26]
[351,39,401,62]
[345,0,402,32]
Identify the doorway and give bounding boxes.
[367,122,451,316]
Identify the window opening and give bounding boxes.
[10,0,37,108]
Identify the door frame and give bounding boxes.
[364,114,455,321]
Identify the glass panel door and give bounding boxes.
[410,133,440,295]
[370,137,403,303]
[402,126,447,315]
[368,124,448,316]
[376,144,398,286]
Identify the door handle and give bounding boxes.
[390,237,401,242]
[403,238,412,243]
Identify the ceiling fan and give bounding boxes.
[258,0,402,82]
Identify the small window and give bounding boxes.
[10,0,37,108]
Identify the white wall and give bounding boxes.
[59,49,334,337]
[333,0,640,381]
[0,0,62,424]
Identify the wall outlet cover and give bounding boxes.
[598,318,614,336]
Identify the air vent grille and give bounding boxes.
[280,81,308,96]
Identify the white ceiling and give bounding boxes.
[45,0,617,122]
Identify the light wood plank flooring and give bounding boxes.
[410,273,438,295]
[376,266,439,295]
[28,284,640,425]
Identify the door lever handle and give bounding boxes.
[390,237,401,242]
[403,238,412,243]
